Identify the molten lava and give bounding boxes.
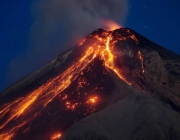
[51,133,61,140]
[0,28,145,140]
[87,97,98,104]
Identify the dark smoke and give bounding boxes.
[6,0,129,90]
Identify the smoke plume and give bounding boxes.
[6,0,129,90]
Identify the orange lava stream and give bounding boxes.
[101,36,132,85]
[0,31,144,139]
[51,133,62,140]
[0,46,95,139]
[138,50,145,73]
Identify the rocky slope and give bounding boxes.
[0,28,180,140]
[61,76,180,140]
[60,28,180,140]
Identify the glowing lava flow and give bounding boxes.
[87,97,98,104]
[100,36,132,85]
[138,50,145,73]
[0,47,96,140]
[0,29,145,140]
[51,133,62,140]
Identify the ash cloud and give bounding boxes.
[30,0,129,47]
[6,0,129,89]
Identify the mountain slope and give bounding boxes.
[61,76,180,140]
[0,28,180,140]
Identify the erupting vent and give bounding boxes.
[0,28,145,140]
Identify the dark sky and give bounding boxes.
[0,0,180,92]
[126,0,180,54]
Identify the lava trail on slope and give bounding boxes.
[0,28,145,140]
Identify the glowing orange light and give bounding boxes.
[100,19,122,30]
[79,39,86,46]
[51,133,62,140]
[90,98,95,103]
[0,27,143,139]
[138,50,145,73]
[62,94,68,100]
[87,97,98,104]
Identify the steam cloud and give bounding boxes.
[30,0,129,50]
[6,0,129,89]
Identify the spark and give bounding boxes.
[87,97,98,104]
[51,133,62,140]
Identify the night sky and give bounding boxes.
[0,0,180,92]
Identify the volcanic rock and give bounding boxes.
[0,28,180,140]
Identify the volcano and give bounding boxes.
[0,28,180,140]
